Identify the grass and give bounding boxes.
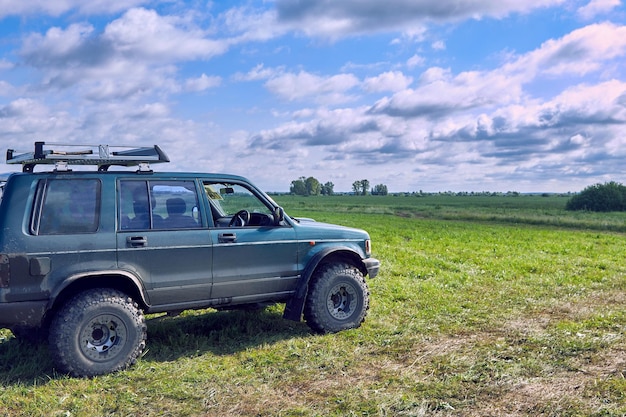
[277,194,626,232]
[0,194,625,416]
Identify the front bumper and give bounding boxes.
[364,257,380,278]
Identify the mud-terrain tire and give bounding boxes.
[49,288,147,377]
[304,263,369,333]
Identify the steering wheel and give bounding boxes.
[229,210,250,227]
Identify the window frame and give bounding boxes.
[118,179,202,231]
[31,178,102,235]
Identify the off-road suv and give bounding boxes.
[0,142,379,377]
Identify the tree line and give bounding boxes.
[290,178,626,211]
[290,177,388,196]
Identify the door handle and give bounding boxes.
[127,236,148,247]
[219,232,237,243]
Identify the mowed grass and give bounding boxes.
[0,195,625,416]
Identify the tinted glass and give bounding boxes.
[38,179,101,234]
[119,180,200,230]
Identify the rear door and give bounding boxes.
[116,178,213,307]
[20,176,116,302]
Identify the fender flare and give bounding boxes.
[283,247,365,322]
[47,269,150,314]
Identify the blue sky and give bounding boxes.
[0,0,625,193]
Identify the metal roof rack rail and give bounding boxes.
[6,141,170,172]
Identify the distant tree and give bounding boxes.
[290,176,322,196]
[305,177,321,196]
[372,184,388,196]
[352,180,371,195]
[566,181,626,212]
[360,179,370,196]
[290,177,307,196]
[321,181,335,195]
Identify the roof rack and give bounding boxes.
[6,142,170,172]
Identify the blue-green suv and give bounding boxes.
[0,142,379,377]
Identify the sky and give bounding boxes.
[0,0,625,193]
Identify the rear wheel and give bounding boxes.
[304,263,369,333]
[49,288,147,377]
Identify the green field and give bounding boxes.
[1,195,625,416]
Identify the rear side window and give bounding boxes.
[119,179,200,230]
[34,179,101,235]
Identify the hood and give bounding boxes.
[292,216,370,240]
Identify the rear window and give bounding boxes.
[33,179,101,235]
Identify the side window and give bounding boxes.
[119,181,153,230]
[119,180,200,230]
[152,181,200,229]
[203,182,274,227]
[36,179,101,235]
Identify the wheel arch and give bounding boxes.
[283,247,366,322]
[43,271,149,329]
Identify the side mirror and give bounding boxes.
[273,207,285,224]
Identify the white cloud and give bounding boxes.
[407,54,426,69]
[577,0,622,19]
[371,67,523,118]
[77,0,150,15]
[82,64,177,101]
[431,40,446,50]
[185,74,222,92]
[221,6,287,42]
[0,80,14,96]
[505,22,626,78]
[0,98,78,149]
[542,79,626,123]
[275,0,566,38]
[233,64,282,81]
[129,102,170,118]
[264,70,360,103]
[391,26,428,45]
[103,8,228,62]
[17,8,234,101]
[237,20,626,191]
[0,59,13,70]
[0,0,148,18]
[362,71,413,93]
[236,65,363,105]
[21,23,96,66]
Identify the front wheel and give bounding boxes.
[304,263,370,334]
[49,288,147,377]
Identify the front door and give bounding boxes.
[203,181,299,303]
